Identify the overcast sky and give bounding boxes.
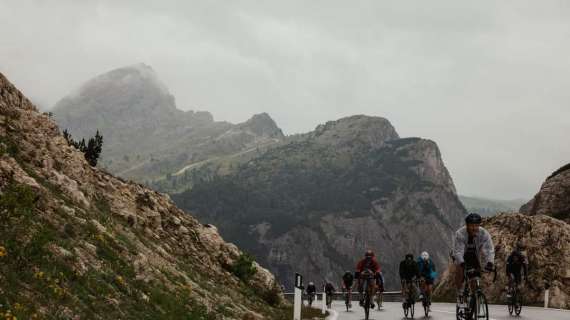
[1,0,569,200]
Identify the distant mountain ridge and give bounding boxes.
[52,64,284,182]
[459,195,526,217]
[172,115,467,289]
[51,64,467,291]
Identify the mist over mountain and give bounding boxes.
[52,64,284,183]
[459,195,526,217]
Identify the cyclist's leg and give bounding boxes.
[507,273,515,297]
[358,279,364,305]
[455,264,465,305]
[514,273,522,293]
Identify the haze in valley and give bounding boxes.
[1,0,569,200]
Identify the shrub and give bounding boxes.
[0,180,37,218]
[261,282,282,307]
[230,253,256,282]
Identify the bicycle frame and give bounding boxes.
[457,267,496,320]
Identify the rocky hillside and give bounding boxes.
[433,213,570,309]
[173,115,466,290]
[459,195,525,217]
[52,64,284,183]
[520,163,570,223]
[0,72,288,319]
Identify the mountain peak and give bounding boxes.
[238,113,284,138]
[310,114,399,150]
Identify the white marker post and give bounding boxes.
[322,288,327,314]
[544,280,551,309]
[294,273,303,320]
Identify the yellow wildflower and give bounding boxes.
[115,275,125,286]
[34,271,44,279]
[0,246,7,257]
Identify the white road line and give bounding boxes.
[525,306,570,312]
[431,308,498,320]
[326,308,338,320]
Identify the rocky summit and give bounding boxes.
[0,72,288,319]
[52,64,284,183]
[520,163,570,223]
[434,213,570,309]
[173,115,466,290]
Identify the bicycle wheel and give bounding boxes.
[424,297,429,317]
[456,304,465,320]
[475,292,489,320]
[515,291,523,316]
[364,293,370,320]
[410,301,415,318]
[404,302,410,318]
[508,301,514,315]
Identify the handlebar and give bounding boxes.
[465,267,497,282]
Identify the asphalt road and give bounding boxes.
[327,301,570,320]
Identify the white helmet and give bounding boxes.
[421,251,429,260]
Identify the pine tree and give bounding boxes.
[63,129,103,167]
[84,130,103,166]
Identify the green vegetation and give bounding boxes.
[230,253,257,282]
[63,129,104,166]
[0,178,219,319]
[172,139,432,256]
[271,305,328,320]
[0,136,18,157]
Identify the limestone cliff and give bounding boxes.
[173,116,466,290]
[434,213,570,309]
[0,72,286,319]
[521,163,570,223]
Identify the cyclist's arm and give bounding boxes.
[480,228,495,265]
[414,263,420,278]
[453,230,466,265]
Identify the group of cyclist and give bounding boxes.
[302,212,530,313]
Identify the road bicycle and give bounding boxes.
[402,279,417,319]
[456,267,496,320]
[419,278,432,317]
[360,269,376,320]
[343,287,353,311]
[507,276,524,316]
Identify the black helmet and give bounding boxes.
[465,213,482,224]
[405,253,413,260]
[365,250,374,258]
